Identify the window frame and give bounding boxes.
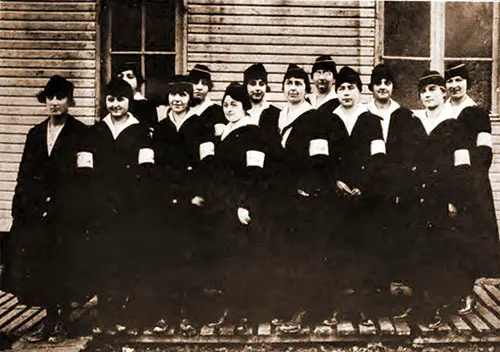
[97,0,187,116]
[375,1,499,119]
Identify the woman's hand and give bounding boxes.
[336,180,361,198]
[237,207,251,225]
[448,203,457,218]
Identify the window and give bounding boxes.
[100,0,186,107]
[377,1,499,114]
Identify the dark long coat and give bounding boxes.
[457,106,499,277]
[6,115,88,305]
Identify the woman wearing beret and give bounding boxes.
[78,78,154,336]
[7,75,88,342]
[318,66,387,328]
[188,64,227,138]
[201,83,271,335]
[116,63,158,128]
[444,63,499,314]
[151,75,215,336]
[407,70,473,328]
[267,64,333,333]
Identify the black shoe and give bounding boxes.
[22,322,52,343]
[47,321,68,344]
[179,318,197,337]
[234,318,251,336]
[393,307,412,321]
[359,312,375,327]
[423,311,443,329]
[276,310,305,335]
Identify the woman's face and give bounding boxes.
[284,77,306,104]
[46,94,69,117]
[223,95,245,123]
[168,91,190,114]
[337,82,360,108]
[118,70,138,92]
[106,95,129,118]
[193,79,210,102]
[445,76,467,101]
[420,84,446,110]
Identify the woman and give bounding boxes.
[408,70,473,328]
[444,62,499,314]
[318,66,386,328]
[204,83,271,335]
[116,63,158,127]
[7,75,88,342]
[79,78,154,336]
[266,64,334,333]
[151,75,215,336]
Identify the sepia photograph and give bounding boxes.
[0,0,499,351]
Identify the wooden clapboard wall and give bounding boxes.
[186,0,375,105]
[0,0,97,232]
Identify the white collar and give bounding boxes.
[333,104,368,136]
[278,101,313,133]
[103,113,140,139]
[309,89,337,109]
[221,115,250,141]
[365,99,400,119]
[168,108,197,131]
[444,95,476,119]
[412,107,454,135]
[193,98,216,116]
[247,101,271,125]
[133,92,146,101]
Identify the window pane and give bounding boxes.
[111,0,142,51]
[146,55,175,104]
[111,54,141,78]
[444,61,492,111]
[445,2,493,58]
[384,1,430,57]
[146,0,176,51]
[384,60,430,110]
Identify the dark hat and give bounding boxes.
[222,82,252,111]
[282,64,311,94]
[188,64,214,90]
[167,74,194,106]
[445,62,471,88]
[115,62,144,86]
[104,77,134,102]
[335,66,362,91]
[244,63,268,86]
[37,75,75,106]
[311,55,337,77]
[418,70,445,92]
[369,64,395,91]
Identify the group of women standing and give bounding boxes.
[4,60,499,342]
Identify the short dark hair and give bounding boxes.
[222,82,252,111]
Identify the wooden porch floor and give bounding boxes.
[2,280,500,350]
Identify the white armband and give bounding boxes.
[138,148,155,164]
[76,151,93,168]
[370,139,386,155]
[214,123,226,137]
[246,150,265,168]
[454,149,471,166]
[309,139,329,156]
[477,132,492,148]
[199,141,215,160]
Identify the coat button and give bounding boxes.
[46,196,51,202]
[420,198,424,204]
[187,166,193,171]
[411,166,417,172]
[42,212,48,218]
[433,169,438,173]
[361,165,365,170]
[426,222,433,230]
[422,184,426,189]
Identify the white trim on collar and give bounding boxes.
[247,101,271,126]
[133,92,146,101]
[279,101,313,147]
[444,95,477,119]
[333,104,368,136]
[193,98,216,116]
[103,113,140,139]
[168,108,197,131]
[309,89,337,109]
[221,115,251,141]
